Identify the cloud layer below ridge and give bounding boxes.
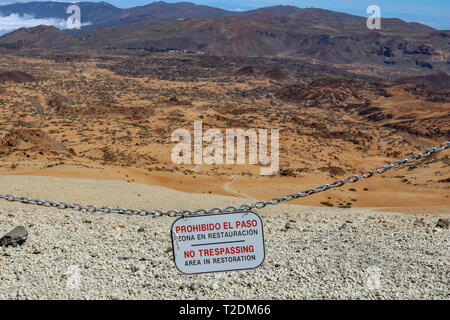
[0,13,90,35]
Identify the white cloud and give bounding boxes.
[0,13,67,30]
[0,13,91,35]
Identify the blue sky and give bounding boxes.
[0,0,449,29]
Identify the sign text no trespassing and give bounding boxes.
[171,211,265,274]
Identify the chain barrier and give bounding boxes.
[0,141,449,218]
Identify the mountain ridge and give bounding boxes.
[0,2,448,75]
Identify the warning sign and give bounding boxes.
[171,211,265,274]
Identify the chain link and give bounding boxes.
[1,141,449,218]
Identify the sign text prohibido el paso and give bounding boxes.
[171,211,265,274]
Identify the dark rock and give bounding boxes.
[0,226,28,247]
[281,222,292,232]
[436,219,449,229]
[338,223,348,230]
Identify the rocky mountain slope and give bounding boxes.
[0,3,447,74]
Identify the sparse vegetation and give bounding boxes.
[0,44,447,210]
[320,201,334,207]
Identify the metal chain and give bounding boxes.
[1,141,449,217]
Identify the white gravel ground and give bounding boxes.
[0,176,448,300]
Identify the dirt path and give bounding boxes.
[223,175,256,201]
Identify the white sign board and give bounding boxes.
[171,211,265,274]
